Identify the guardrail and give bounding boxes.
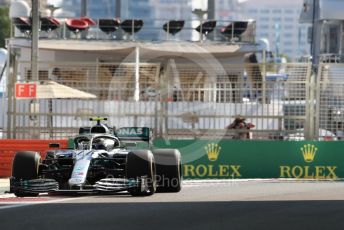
[1,139,343,179]
[154,139,344,179]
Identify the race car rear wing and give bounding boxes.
[78,125,152,143]
[115,127,152,143]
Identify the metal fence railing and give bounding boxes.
[5,60,344,141]
[1,60,321,140]
[162,62,312,140]
[316,63,344,140]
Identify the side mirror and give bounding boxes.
[49,143,60,148]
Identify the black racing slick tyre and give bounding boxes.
[153,149,182,193]
[12,151,41,197]
[126,150,156,196]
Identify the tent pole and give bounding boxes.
[134,46,140,101]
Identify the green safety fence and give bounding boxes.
[153,139,344,180]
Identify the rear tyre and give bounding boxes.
[12,151,41,197]
[126,150,156,196]
[153,149,182,193]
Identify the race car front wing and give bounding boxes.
[10,177,148,195]
[10,178,59,194]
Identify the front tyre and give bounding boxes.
[126,150,156,196]
[11,151,41,197]
[153,149,182,193]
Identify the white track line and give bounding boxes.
[0,196,86,210]
[182,179,343,187]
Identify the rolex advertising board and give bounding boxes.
[153,140,344,179]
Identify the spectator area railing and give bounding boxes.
[2,60,331,140]
[3,60,344,141]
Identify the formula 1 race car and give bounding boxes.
[10,117,181,197]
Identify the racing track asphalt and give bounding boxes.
[1,180,344,230]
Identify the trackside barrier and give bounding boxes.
[0,140,68,178]
[2,139,343,180]
[154,139,344,180]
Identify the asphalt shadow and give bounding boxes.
[0,200,343,230]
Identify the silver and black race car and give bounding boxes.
[10,117,181,197]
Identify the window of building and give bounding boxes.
[284,9,294,14]
[283,49,293,54]
[258,33,269,38]
[259,25,269,30]
[284,33,293,38]
[321,23,340,54]
[329,26,340,53]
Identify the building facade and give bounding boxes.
[300,0,344,64]
[215,0,310,60]
[0,0,10,6]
